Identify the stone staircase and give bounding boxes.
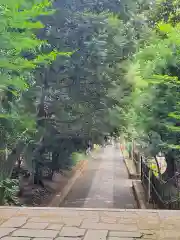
[0,207,179,239]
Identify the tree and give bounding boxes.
[22,0,152,178]
[0,0,67,181]
[125,12,180,178]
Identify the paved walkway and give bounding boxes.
[60,145,136,208]
[0,207,180,239]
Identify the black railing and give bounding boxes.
[141,160,180,209]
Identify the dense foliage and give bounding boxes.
[25,0,150,181]
[125,0,180,178]
[0,0,68,204]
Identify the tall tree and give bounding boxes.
[0,0,66,180]
[125,9,180,178]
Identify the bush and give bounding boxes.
[0,178,21,206]
[71,152,86,166]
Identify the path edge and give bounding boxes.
[49,160,88,207]
[124,158,140,179]
[132,180,146,209]
[120,145,140,179]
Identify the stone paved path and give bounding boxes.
[0,207,180,239]
[60,145,136,208]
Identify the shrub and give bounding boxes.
[71,152,86,166]
[0,178,21,206]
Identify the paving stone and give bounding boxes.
[17,209,65,218]
[136,212,158,220]
[34,239,53,240]
[2,237,31,240]
[81,213,100,223]
[56,238,82,240]
[0,209,19,218]
[101,212,137,219]
[12,229,58,238]
[0,217,27,228]
[109,231,142,238]
[79,211,100,218]
[161,230,180,238]
[108,238,133,240]
[59,227,85,237]
[100,216,117,224]
[84,230,108,240]
[0,219,6,225]
[100,211,125,217]
[81,221,138,231]
[160,223,175,230]
[28,217,62,223]
[51,210,79,218]
[82,217,99,223]
[137,221,160,230]
[47,224,63,230]
[138,218,160,225]
[29,217,82,226]
[22,222,48,229]
[62,217,82,226]
[16,209,46,217]
[117,218,137,224]
[141,229,157,239]
[1,208,180,240]
[142,234,156,239]
[0,228,16,238]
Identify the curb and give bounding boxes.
[132,180,146,209]
[120,145,140,179]
[124,158,140,180]
[0,206,159,212]
[49,160,88,207]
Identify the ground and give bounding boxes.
[19,160,81,206]
[60,145,136,208]
[0,207,180,239]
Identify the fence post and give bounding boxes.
[140,157,143,182]
[139,156,142,176]
[148,168,152,203]
[131,139,134,161]
[148,169,152,203]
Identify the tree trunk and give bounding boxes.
[0,141,25,179]
[0,186,5,205]
[165,151,175,178]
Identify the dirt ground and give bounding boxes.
[19,161,84,207]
